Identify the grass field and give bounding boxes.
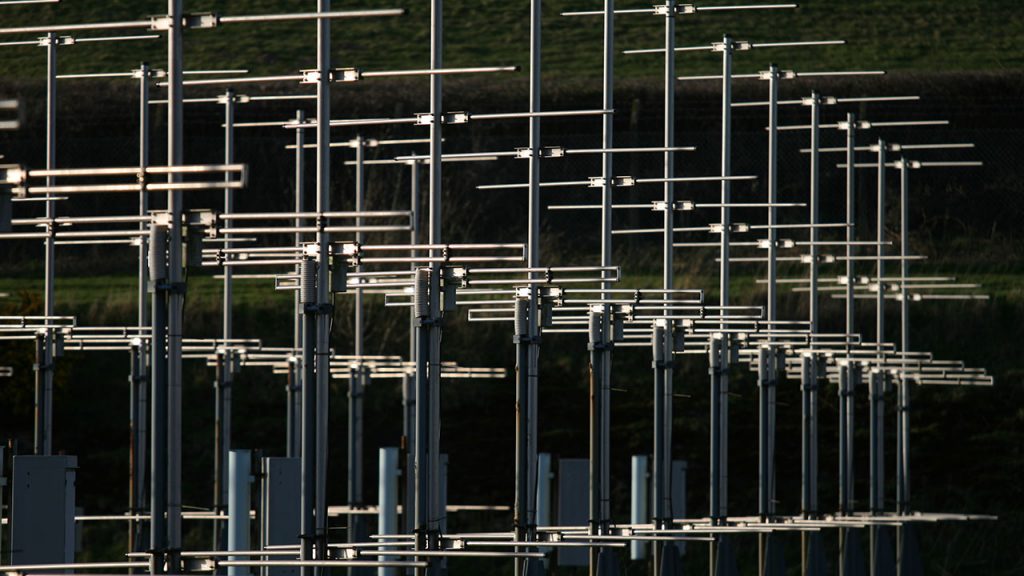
[0,0,1021,82]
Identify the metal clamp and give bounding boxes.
[588,175,635,188]
[654,4,697,17]
[150,13,219,31]
[415,111,470,125]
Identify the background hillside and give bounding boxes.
[0,0,1022,80]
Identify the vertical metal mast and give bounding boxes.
[712,32,733,529]
[801,91,823,576]
[808,101,820,522]
[870,141,887,570]
[515,2,542,574]
[842,113,858,460]
[757,62,781,576]
[869,138,888,576]
[149,224,168,576]
[413,0,444,567]
[290,109,306,460]
[587,308,604,576]
[314,0,332,565]
[130,61,153,560]
[37,31,57,456]
[875,139,886,354]
[762,62,781,517]
[514,294,531,576]
[838,112,857,576]
[404,158,420,537]
[599,5,614,288]
[597,3,618,547]
[165,0,185,570]
[843,114,857,344]
[653,3,675,570]
[349,134,366,551]
[214,88,236,554]
[527,0,542,546]
[896,158,910,516]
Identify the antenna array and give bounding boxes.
[0,2,998,576]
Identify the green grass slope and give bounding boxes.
[0,0,1021,82]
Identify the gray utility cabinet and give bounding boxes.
[556,458,589,567]
[260,457,300,576]
[10,455,77,565]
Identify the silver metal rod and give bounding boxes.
[654,9,674,566]
[41,31,57,457]
[717,47,734,511]
[213,90,237,555]
[897,157,910,516]
[132,60,152,558]
[349,135,367,556]
[220,9,406,24]
[292,111,305,461]
[0,20,154,36]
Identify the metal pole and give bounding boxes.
[809,99,822,523]
[653,8,675,571]
[599,0,614,289]
[897,159,910,515]
[526,0,542,560]
[300,257,317,576]
[165,0,186,569]
[652,321,667,534]
[404,160,419,539]
[290,109,306,460]
[587,309,603,576]
[513,297,530,576]
[801,93,822,576]
[215,89,237,556]
[800,354,814,518]
[149,224,168,576]
[314,2,333,568]
[133,61,152,557]
[759,64,781,576]
[807,91,822,517]
[41,31,57,457]
[425,1,444,568]
[214,355,226,556]
[766,65,779,338]
[716,34,733,533]
[870,140,887,576]
[128,343,140,565]
[872,373,884,515]
[840,113,858,576]
[709,334,722,528]
[600,311,612,532]
[844,113,857,346]
[347,365,364,551]
[378,447,399,576]
[513,1,543,571]
[349,135,366,555]
[848,364,857,510]
[401,371,415,536]
[33,331,45,454]
[838,363,848,518]
[599,13,615,550]
[413,267,431,567]
[876,139,886,351]
[895,158,911,576]
[758,345,771,520]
